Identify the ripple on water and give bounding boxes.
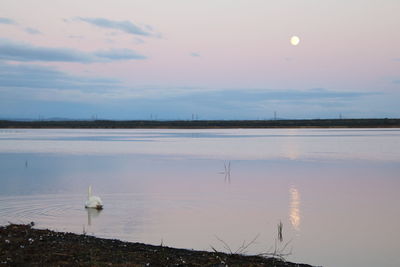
[0,195,84,226]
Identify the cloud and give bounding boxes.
[394,58,400,62]
[0,61,375,106]
[128,88,378,120]
[94,49,146,60]
[0,66,387,120]
[190,52,200,57]
[68,35,84,39]
[133,38,145,44]
[0,17,16,25]
[175,88,374,104]
[0,18,42,35]
[0,60,380,120]
[0,38,146,62]
[77,17,158,37]
[393,80,400,84]
[0,62,122,92]
[24,27,41,35]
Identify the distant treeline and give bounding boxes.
[1,118,400,129]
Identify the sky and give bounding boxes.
[0,0,399,120]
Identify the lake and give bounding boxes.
[0,128,399,267]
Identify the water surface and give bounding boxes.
[0,128,399,267]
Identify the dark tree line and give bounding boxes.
[1,118,399,129]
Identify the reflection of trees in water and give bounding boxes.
[289,187,300,231]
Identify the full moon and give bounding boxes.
[290,36,300,46]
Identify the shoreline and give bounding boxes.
[0,224,314,266]
[1,118,400,129]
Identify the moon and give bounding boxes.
[290,36,300,46]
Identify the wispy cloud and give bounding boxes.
[0,62,122,91]
[0,18,42,35]
[0,60,375,105]
[93,48,146,60]
[190,52,200,57]
[133,38,145,44]
[77,17,159,37]
[0,58,380,119]
[0,17,16,25]
[0,64,385,120]
[68,35,84,39]
[0,38,146,63]
[24,27,41,35]
[158,88,377,112]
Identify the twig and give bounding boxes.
[278,221,283,242]
[209,245,219,253]
[258,238,293,260]
[234,234,260,254]
[214,235,233,254]
[214,234,259,255]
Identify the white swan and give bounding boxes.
[85,185,103,210]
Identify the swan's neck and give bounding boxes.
[88,185,92,198]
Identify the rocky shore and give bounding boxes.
[0,224,313,267]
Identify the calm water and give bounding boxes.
[0,128,399,267]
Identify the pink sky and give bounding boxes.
[0,0,399,119]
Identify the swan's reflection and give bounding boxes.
[86,208,102,226]
[289,186,301,231]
